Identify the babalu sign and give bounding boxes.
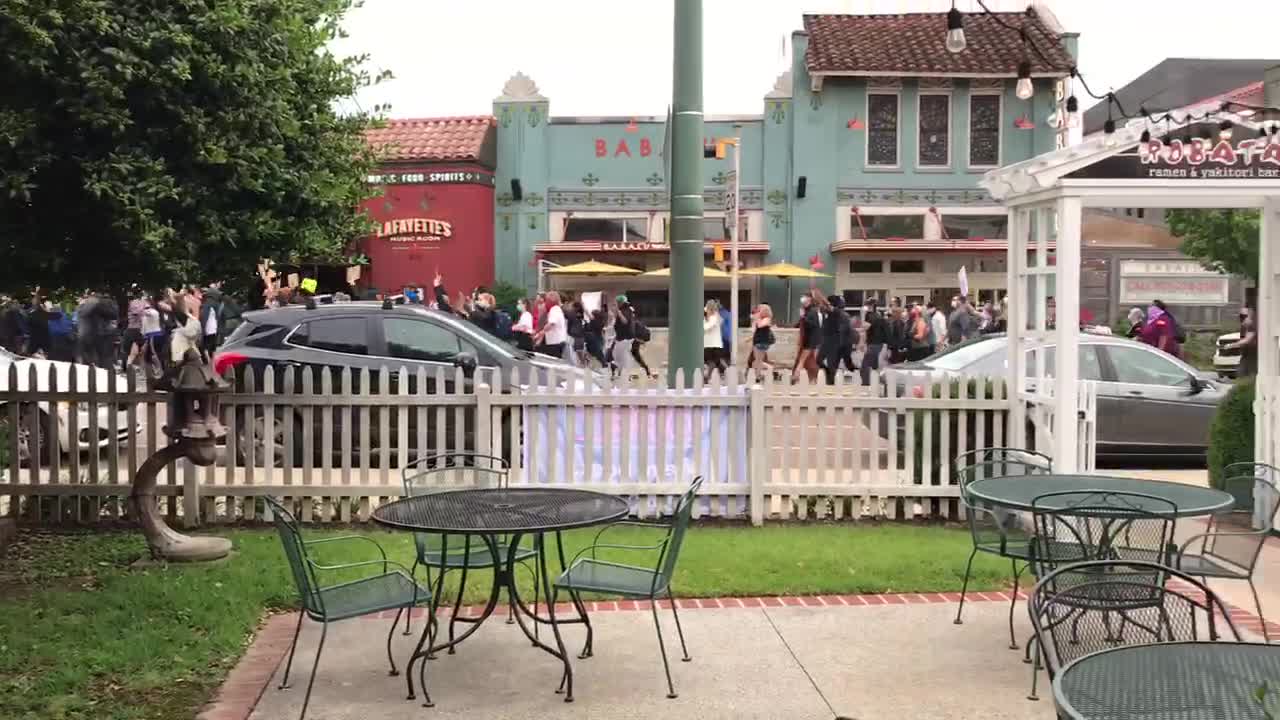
[1067,138,1280,180]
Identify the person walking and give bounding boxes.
[750,304,775,378]
[1125,307,1146,338]
[567,301,587,366]
[512,298,536,352]
[702,300,726,381]
[199,287,223,359]
[1228,306,1258,377]
[927,301,947,353]
[887,304,909,365]
[946,295,971,346]
[793,293,821,382]
[533,291,568,359]
[123,288,148,367]
[611,295,635,377]
[583,307,608,369]
[907,305,932,361]
[860,298,889,385]
[718,302,734,370]
[1138,302,1180,358]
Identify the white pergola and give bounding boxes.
[981,103,1280,476]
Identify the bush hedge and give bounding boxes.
[1207,377,1255,490]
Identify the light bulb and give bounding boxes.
[1047,110,1060,128]
[1104,133,1119,148]
[1219,128,1233,141]
[946,8,966,53]
[1067,113,1081,129]
[1016,61,1034,100]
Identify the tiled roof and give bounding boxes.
[803,11,1073,77]
[365,117,495,163]
[1209,81,1265,109]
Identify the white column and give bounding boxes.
[1257,198,1280,468]
[1006,207,1025,448]
[1052,197,1082,472]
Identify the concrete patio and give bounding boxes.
[212,468,1278,720]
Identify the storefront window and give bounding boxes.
[941,214,1008,240]
[703,217,726,242]
[969,95,1001,167]
[852,214,925,239]
[918,94,950,167]
[889,259,925,273]
[842,289,888,308]
[564,217,650,243]
[867,93,899,167]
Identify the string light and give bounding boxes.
[953,1,1280,134]
[946,3,966,53]
[1139,128,1151,143]
[1218,119,1234,141]
[1016,60,1034,100]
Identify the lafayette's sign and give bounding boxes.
[1068,138,1280,180]
[375,217,454,244]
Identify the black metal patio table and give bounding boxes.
[371,487,629,705]
[965,474,1234,517]
[1054,641,1280,719]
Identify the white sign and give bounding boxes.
[958,266,969,297]
[581,291,603,316]
[1119,260,1229,305]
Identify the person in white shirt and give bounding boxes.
[702,299,725,380]
[169,294,203,364]
[928,301,948,354]
[533,291,567,359]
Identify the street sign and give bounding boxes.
[724,170,738,229]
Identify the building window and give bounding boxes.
[918,94,950,167]
[889,259,925,273]
[564,217,651,243]
[843,289,889,308]
[849,260,884,274]
[851,213,925,239]
[941,214,1008,240]
[969,94,1001,167]
[867,93,899,167]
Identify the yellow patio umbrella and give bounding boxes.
[543,259,642,276]
[738,262,831,279]
[641,266,731,278]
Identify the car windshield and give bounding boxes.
[926,336,1005,371]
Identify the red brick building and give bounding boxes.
[360,117,497,296]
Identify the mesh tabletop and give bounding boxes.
[965,474,1233,517]
[1054,642,1280,719]
[371,488,629,534]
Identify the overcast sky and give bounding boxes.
[333,0,1278,118]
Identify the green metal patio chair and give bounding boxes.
[1174,462,1280,643]
[953,449,1052,649]
[554,476,704,700]
[400,453,540,649]
[266,496,434,720]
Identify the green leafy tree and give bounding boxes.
[0,0,388,293]
[1166,209,1260,281]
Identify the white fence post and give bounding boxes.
[476,382,492,463]
[749,383,766,526]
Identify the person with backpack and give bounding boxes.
[583,307,608,369]
[1139,301,1181,359]
[860,298,889,385]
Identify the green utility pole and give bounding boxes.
[667,0,705,386]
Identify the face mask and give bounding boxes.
[801,298,810,307]
[517,303,525,312]
[951,301,959,308]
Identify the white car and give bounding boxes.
[0,347,140,463]
[1213,332,1242,378]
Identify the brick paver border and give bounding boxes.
[197,590,1280,720]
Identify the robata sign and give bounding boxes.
[1068,138,1280,180]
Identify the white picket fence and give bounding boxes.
[0,363,1096,526]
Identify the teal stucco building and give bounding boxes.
[492,8,1079,324]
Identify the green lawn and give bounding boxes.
[0,523,1009,720]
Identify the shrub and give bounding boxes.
[1207,377,1255,490]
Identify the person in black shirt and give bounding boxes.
[860,299,890,385]
[793,293,822,382]
[583,307,608,369]
[819,296,856,385]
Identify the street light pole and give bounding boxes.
[667,0,705,386]
[727,137,741,368]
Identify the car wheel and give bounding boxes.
[0,405,54,466]
[235,408,305,467]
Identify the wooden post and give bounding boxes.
[476,382,492,466]
[749,383,765,526]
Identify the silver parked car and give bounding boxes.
[884,333,1226,461]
